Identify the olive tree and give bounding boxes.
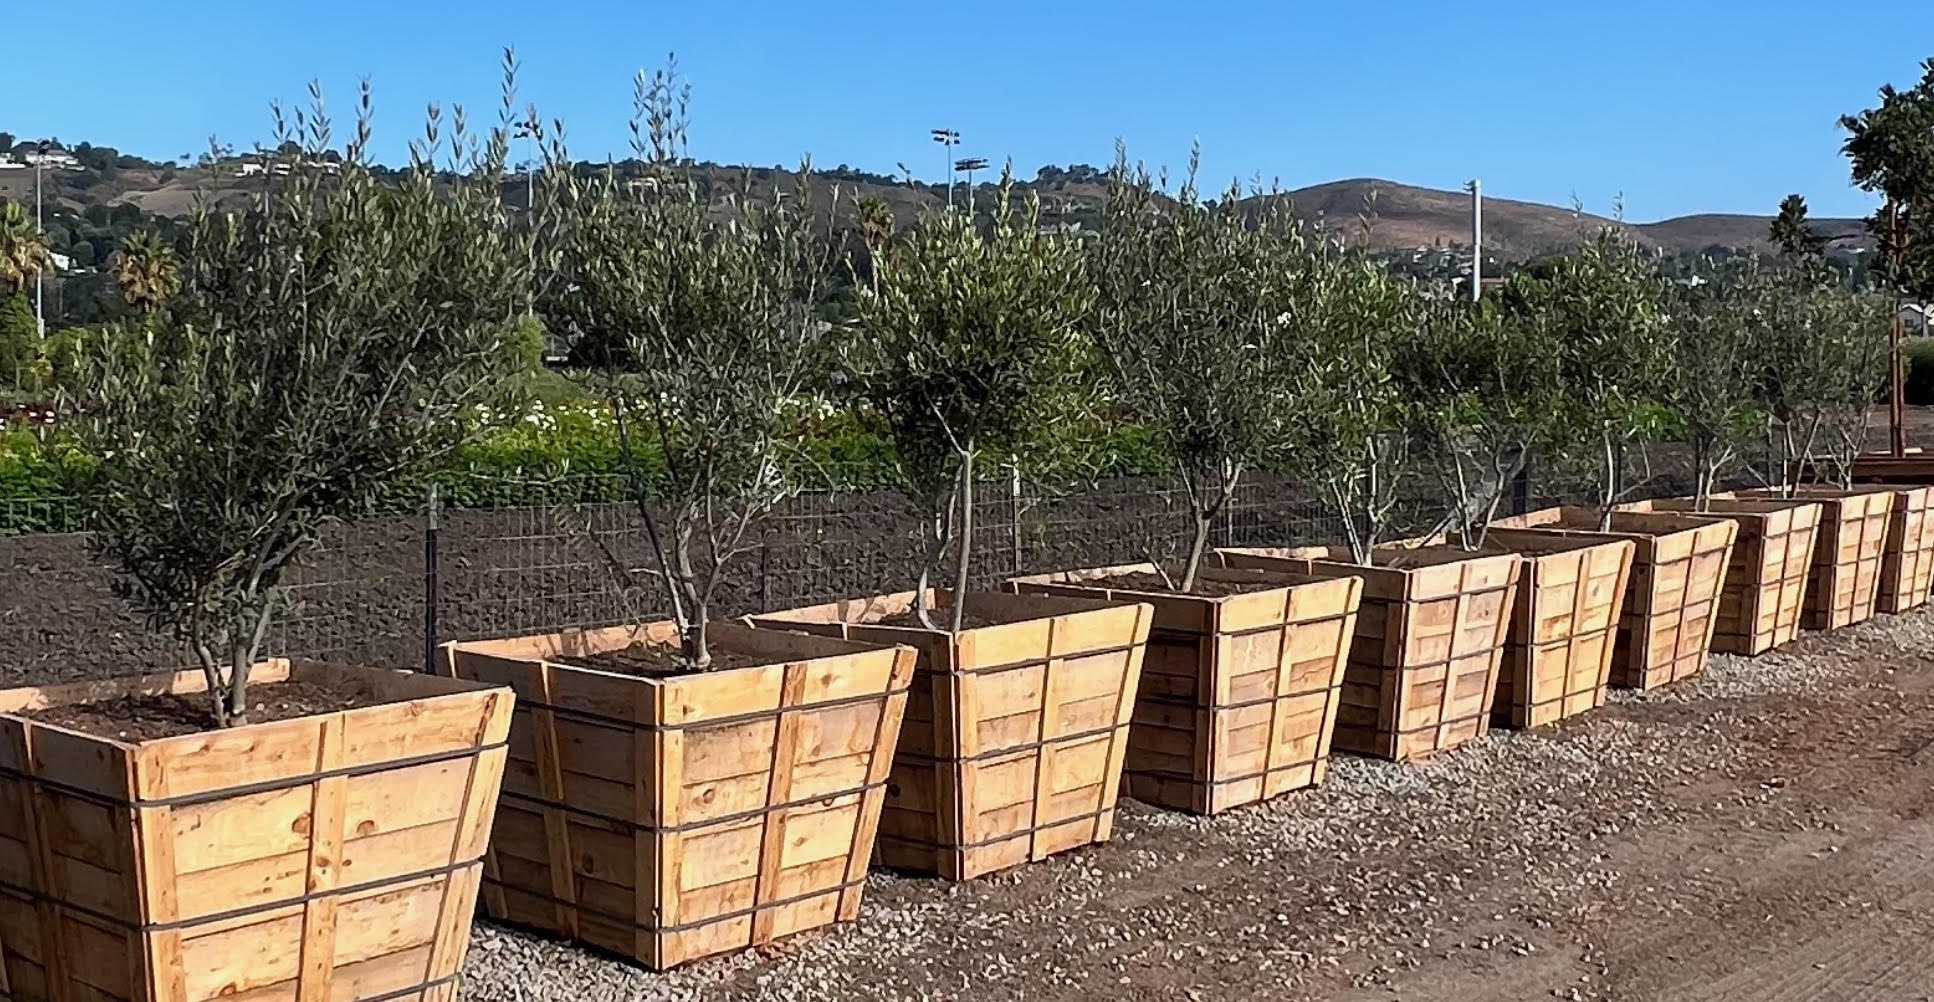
[63,81,532,726]
[1750,269,1888,493]
[1503,230,1670,528]
[1396,296,1562,546]
[1660,261,1766,509]
[849,170,1092,630]
[1091,150,1316,589]
[1291,247,1428,564]
[543,63,832,668]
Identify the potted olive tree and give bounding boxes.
[1720,264,1896,634]
[1005,151,1361,814]
[1394,298,1635,730]
[1218,243,1522,762]
[751,172,1154,879]
[3,82,521,1002]
[441,67,916,969]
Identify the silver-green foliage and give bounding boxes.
[64,81,533,725]
[1396,296,1563,546]
[1660,261,1767,508]
[1092,148,1321,589]
[545,61,832,667]
[1504,230,1671,527]
[850,171,1092,630]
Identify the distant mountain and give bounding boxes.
[0,143,1871,261]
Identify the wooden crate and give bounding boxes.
[1004,563,1361,816]
[1487,508,1737,690]
[0,660,513,1002]
[747,591,1150,881]
[1726,488,1895,630]
[441,621,914,970]
[1875,485,1934,613]
[1638,498,1822,656]
[1783,484,1934,615]
[1214,545,1520,762]
[1849,450,1934,485]
[1475,533,1635,729]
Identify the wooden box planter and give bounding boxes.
[1003,563,1362,816]
[1487,508,1737,691]
[1214,545,1520,762]
[440,621,915,970]
[0,660,513,1002]
[1725,488,1895,631]
[747,591,1151,881]
[1636,498,1823,656]
[1471,533,1636,730]
[1872,485,1934,614]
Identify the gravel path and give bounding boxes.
[461,609,1934,1002]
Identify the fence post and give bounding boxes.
[1009,466,1024,576]
[1510,451,1533,516]
[422,482,440,674]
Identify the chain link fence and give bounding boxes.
[1,450,1749,686]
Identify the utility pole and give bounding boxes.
[1467,178,1483,302]
[930,128,960,210]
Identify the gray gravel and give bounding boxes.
[460,607,1934,1002]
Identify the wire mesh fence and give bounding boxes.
[0,449,1770,685]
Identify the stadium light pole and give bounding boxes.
[930,128,959,210]
[955,157,989,211]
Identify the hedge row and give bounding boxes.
[0,416,1174,536]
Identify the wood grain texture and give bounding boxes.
[1636,498,1823,656]
[1724,489,1892,631]
[443,621,914,970]
[1778,485,1933,616]
[0,660,512,1002]
[1473,534,1636,729]
[1487,508,1737,691]
[1005,563,1361,815]
[748,591,1150,880]
[1215,545,1520,762]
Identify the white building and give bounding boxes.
[18,149,82,171]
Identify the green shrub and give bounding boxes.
[1906,339,1934,406]
[0,295,38,392]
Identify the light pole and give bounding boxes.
[955,157,988,211]
[1465,179,1482,303]
[930,128,959,209]
[34,141,47,337]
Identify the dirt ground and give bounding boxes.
[461,609,1934,1002]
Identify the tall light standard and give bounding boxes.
[33,140,48,337]
[930,128,959,209]
[955,156,988,210]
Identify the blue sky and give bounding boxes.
[8,1,1930,221]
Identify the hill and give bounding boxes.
[0,139,1872,262]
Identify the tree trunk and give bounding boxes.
[950,446,975,634]
[226,641,252,727]
[685,599,711,669]
[1179,512,1212,594]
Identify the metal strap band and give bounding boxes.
[888,721,1130,765]
[497,779,887,834]
[1125,758,1326,788]
[0,740,507,810]
[484,874,867,934]
[874,804,1112,852]
[0,859,482,933]
[505,683,911,734]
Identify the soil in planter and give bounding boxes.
[23,679,372,741]
[875,608,1014,631]
[563,639,772,677]
[1076,571,1274,597]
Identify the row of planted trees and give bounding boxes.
[0,59,1908,994]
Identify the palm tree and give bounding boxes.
[0,202,51,295]
[113,230,179,315]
